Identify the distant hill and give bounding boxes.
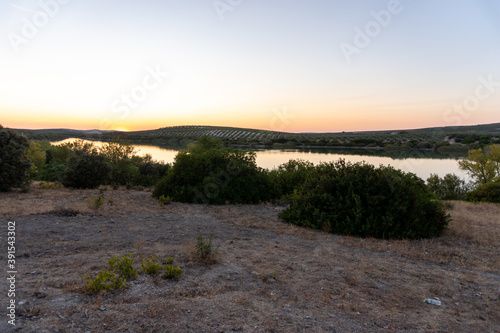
[10,128,117,141]
[10,122,500,152]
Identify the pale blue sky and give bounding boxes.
[1,0,499,132]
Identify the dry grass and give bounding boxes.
[1,186,499,332]
[0,182,165,218]
[335,200,500,274]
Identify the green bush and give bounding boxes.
[108,254,137,279]
[63,150,112,189]
[136,155,170,187]
[82,254,183,293]
[141,256,163,275]
[192,234,219,264]
[39,144,70,182]
[465,182,500,203]
[0,126,32,191]
[84,270,126,294]
[38,182,61,189]
[85,193,106,210]
[153,136,278,204]
[163,265,183,280]
[110,158,140,186]
[26,140,46,179]
[158,195,172,206]
[279,159,450,239]
[426,173,471,200]
[269,159,314,198]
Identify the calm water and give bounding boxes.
[52,139,468,181]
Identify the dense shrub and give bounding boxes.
[153,137,278,204]
[63,150,112,189]
[100,141,139,186]
[279,159,450,239]
[465,182,500,203]
[426,173,471,200]
[136,154,170,187]
[0,126,31,191]
[40,144,76,182]
[269,159,314,198]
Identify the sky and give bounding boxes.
[1,0,500,133]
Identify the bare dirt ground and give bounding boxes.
[0,183,499,332]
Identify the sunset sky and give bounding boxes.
[1,0,499,132]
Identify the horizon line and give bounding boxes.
[5,121,500,135]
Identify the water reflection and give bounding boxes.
[51,139,468,181]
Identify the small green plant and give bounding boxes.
[108,254,137,279]
[86,193,106,210]
[82,254,182,294]
[84,270,126,294]
[38,182,61,189]
[107,197,115,205]
[193,234,219,264]
[163,265,183,280]
[162,257,175,265]
[158,195,172,206]
[141,256,163,275]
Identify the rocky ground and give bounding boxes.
[0,184,499,332]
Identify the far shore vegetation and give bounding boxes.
[11,123,500,154]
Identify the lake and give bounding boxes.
[51,139,469,181]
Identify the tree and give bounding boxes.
[63,150,111,189]
[426,173,470,200]
[0,126,32,191]
[187,136,223,155]
[153,137,278,204]
[100,140,139,185]
[458,145,500,185]
[26,140,46,179]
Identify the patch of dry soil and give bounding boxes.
[0,188,499,332]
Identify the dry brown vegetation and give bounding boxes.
[0,183,499,332]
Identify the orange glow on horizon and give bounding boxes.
[2,105,498,134]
